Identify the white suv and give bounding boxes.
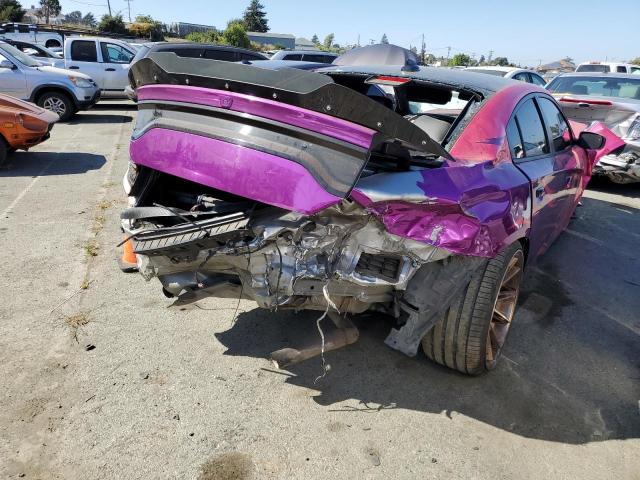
[576,62,640,74]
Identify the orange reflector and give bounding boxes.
[3,122,14,128]
[122,238,137,265]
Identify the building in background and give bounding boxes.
[247,31,295,49]
[167,22,217,38]
[295,37,318,51]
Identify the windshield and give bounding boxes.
[0,42,41,67]
[576,64,610,73]
[547,76,640,100]
[465,68,507,77]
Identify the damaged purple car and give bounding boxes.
[121,46,621,375]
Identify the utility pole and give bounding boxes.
[420,33,426,64]
[357,34,360,47]
[488,49,493,63]
[446,46,451,64]
[106,0,112,16]
[125,0,133,22]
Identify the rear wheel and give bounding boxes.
[37,91,74,121]
[422,243,525,375]
[45,39,61,48]
[0,137,8,167]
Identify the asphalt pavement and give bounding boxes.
[0,102,638,479]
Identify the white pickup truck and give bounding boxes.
[50,37,136,98]
[0,23,63,48]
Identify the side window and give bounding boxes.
[239,53,263,61]
[100,43,134,63]
[616,66,627,73]
[514,98,549,158]
[18,25,30,33]
[537,97,572,151]
[283,54,302,61]
[203,49,237,61]
[512,73,527,82]
[71,40,98,62]
[506,118,524,160]
[530,74,547,87]
[171,48,202,58]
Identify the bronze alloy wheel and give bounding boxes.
[485,250,524,369]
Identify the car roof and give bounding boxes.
[145,42,265,56]
[273,50,338,56]
[244,59,333,70]
[320,64,522,96]
[553,72,640,79]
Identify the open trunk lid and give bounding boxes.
[128,54,450,214]
[555,95,639,134]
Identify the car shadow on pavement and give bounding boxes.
[215,194,640,446]
[67,113,133,125]
[587,176,640,198]
[0,152,106,177]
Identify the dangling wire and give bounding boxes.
[314,284,340,384]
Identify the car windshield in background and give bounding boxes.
[0,43,41,67]
[465,68,507,77]
[548,76,640,100]
[576,64,610,73]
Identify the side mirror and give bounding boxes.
[577,131,605,150]
[0,59,15,69]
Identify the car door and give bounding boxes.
[99,41,134,94]
[67,39,104,86]
[0,50,27,97]
[506,95,577,260]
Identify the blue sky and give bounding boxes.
[58,0,639,67]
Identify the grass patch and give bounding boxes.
[66,311,90,329]
[84,239,99,257]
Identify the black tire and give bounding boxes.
[0,137,7,167]
[36,91,75,122]
[422,242,525,375]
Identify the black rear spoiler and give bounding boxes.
[129,53,454,161]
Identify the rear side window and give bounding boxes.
[71,40,97,62]
[512,72,528,82]
[576,64,610,73]
[537,97,572,152]
[167,48,202,58]
[616,66,627,73]
[203,49,237,61]
[18,25,30,33]
[301,54,334,63]
[100,42,134,63]
[530,74,546,87]
[506,118,524,160]
[239,52,264,61]
[513,99,549,158]
[282,54,302,61]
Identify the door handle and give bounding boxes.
[105,68,116,71]
[535,186,545,199]
[68,66,79,69]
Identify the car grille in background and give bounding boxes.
[355,253,402,282]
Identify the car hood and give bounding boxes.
[36,65,93,80]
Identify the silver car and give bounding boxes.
[547,73,640,183]
[0,41,100,121]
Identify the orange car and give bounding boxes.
[0,94,58,165]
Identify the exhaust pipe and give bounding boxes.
[270,314,359,368]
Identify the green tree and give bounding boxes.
[494,56,509,66]
[223,21,250,48]
[39,0,60,24]
[0,0,25,22]
[64,10,82,23]
[323,33,334,50]
[380,33,389,44]
[98,13,127,34]
[242,0,268,32]
[82,12,96,27]
[630,57,640,65]
[311,33,319,44]
[450,53,471,66]
[478,54,485,65]
[129,14,164,40]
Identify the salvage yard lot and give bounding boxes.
[0,103,639,479]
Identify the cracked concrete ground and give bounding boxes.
[0,102,638,479]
